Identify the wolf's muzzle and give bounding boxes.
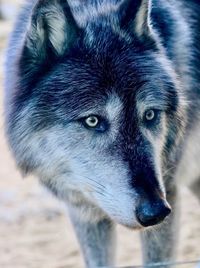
[136,199,171,227]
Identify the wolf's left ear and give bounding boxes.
[23,0,79,67]
[119,0,152,39]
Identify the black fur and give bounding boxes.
[4,0,200,266]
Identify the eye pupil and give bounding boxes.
[145,110,155,121]
[85,116,98,127]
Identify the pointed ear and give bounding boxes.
[119,0,152,39]
[24,0,79,66]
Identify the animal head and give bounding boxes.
[8,0,186,228]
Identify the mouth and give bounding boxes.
[126,224,144,231]
[119,221,143,230]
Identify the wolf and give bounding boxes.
[4,0,200,267]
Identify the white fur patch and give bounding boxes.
[106,94,123,122]
[106,94,123,140]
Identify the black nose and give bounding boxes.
[136,200,171,227]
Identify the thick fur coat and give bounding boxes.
[4,0,200,267]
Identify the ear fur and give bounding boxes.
[119,0,152,39]
[25,0,79,63]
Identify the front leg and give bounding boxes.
[68,205,116,268]
[140,185,179,267]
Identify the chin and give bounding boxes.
[123,223,144,230]
[114,218,143,230]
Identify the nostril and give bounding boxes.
[136,200,171,227]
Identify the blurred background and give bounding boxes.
[0,1,200,267]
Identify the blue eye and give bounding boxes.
[145,109,155,121]
[80,115,108,132]
[85,116,99,128]
[144,109,160,126]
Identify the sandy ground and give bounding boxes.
[0,1,200,268]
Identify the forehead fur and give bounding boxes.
[25,33,178,118]
[68,0,122,27]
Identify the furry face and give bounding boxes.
[5,0,186,228]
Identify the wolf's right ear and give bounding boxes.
[24,0,79,67]
[119,0,152,39]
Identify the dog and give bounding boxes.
[4,0,200,267]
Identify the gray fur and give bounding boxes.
[4,0,200,267]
